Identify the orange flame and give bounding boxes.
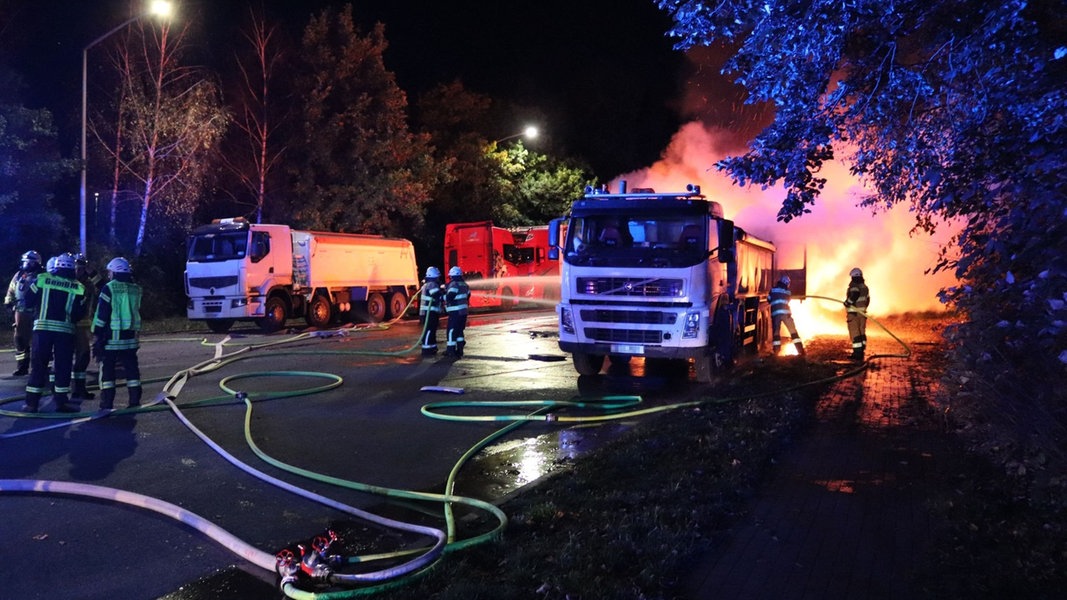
[611,122,961,336]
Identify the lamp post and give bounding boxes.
[494,125,539,145]
[80,1,173,255]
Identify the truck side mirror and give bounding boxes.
[717,220,736,263]
[548,218,562,260]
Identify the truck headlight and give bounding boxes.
[560,306,575,335]
[682,311,700,338]
[231,298,248,308]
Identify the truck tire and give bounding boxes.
[500,286,518,310]
[387,291,409,320]
[306,295,333,328]
[257,296,287,333]
[571,352,604,376]
[207,319,234,334]
[366,292,387,323]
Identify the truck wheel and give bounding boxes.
[257,297,287,333]
[207,319,234,334]
[500,286,518,310]
[571,352,604,376]
[387,291,409,320]
[306,295,333,328]
[366,292,387,323]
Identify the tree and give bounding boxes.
[0,67,73,265]
[289,5,442,239]
[658,0,1066,485]
[94,18,228,256]
[223,5,288,224]
[487,142,591,227]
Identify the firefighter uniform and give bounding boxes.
[22,255,86,413]
[443,266,470,358]
[769,275,805,356]
[5,251,44,376]
[72,254,102,399]
[845,267,871,360]
[419,267,445,356]
[93,258,143,410]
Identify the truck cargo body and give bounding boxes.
[185,219,418,333]
[548,185,776,382]
[443,221,559,309]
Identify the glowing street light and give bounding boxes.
[494,125,539,145]
[80,0,174,255]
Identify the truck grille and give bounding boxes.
[579,309,677,325]
[577,277,683,297]
[584,328,663,344]
[188,276,239,289]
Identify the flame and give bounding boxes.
[610,122,961,337]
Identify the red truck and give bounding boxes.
[443,221,559,310]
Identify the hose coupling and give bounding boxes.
[298,543,333,580]
[234,391,248,402]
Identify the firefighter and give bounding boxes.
[770,274,805,356]
[92,257,143,410]
[844,267,871,360]
[71,253,102,399]
[419,266,445,356]
[21,253,86,413]
[4,250,44,376]
[443,266,470,358]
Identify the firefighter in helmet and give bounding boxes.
[419,266,445,356]
[92,257,143,410]
[5,250,44,376]
[769,274,805,356]
[21,253,87,413]
[443,266,470,358]
[71,253,102,400]
[844,267,871,360]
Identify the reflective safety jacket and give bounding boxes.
[769,284,792,317]
[419,280,444,315]
[5,267,44,313]
[444,279,470,314]
[26,272,86,334]
[845,277,870,312]
[92,278,142,351]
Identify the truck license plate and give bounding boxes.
[610,344,643,355]
[205,305,222,314]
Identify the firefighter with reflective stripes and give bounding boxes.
[5,250,44,376]
[769,275,805,356]
[443,266,470,358]
[92,257,143,410]
[844,267,871,360]
[21,254,87,413]
[419,266,445,356]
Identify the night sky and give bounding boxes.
[1,0,691,180]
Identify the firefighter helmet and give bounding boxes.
[21,250,41,269]
[73,252,88,266]
[107,257,132,274]
[54,254,77,272]
[425,266,441,279]
[779,275,790,286]
[448,266,463,278]
[46,256,59,273]
[849,267,863,278]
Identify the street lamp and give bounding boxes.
[80,1,174,254]
[494,125,539,145]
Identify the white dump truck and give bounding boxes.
[185,218,419,333]
[548,183,800,383]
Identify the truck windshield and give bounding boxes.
[187,231,248,262]
[563,214,707,268]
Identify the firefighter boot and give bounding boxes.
[55,393,79,413]
[13,360,29,377]
[21,392,40,413]
[73,379,95,400]
[99,388,115,410]
[127,386,142,409]
[851,348,864,361]
[794,341,806,357]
